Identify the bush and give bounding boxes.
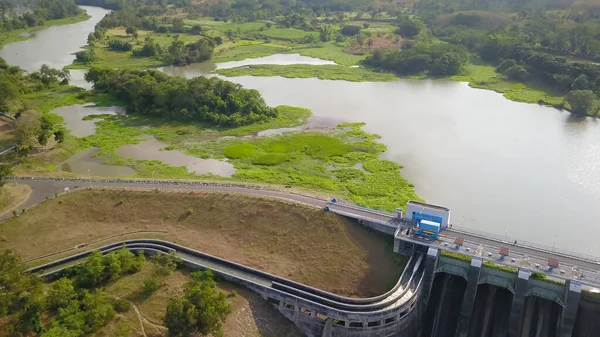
[111,298,132,313]
[142,278,159,296]
[252,153,290,165]
[107,39,133,52]
[341,25,361,36]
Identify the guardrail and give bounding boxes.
[14,176,600,275]
[30,239,423,314]
[328,200,396,218]
[449,227,600,265]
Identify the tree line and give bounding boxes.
[364,42,469,76]
[84,68,279,127]
[0,0,82,33]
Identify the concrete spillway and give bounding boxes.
[467,284,512,337]
[421,273,466,337]
[520,296,561,337]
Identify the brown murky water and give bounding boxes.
[117,137,236,177]
[51,104,124,137]
[60,147,135,176]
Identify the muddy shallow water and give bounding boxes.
[117,137,236,177]
[52,104,124,138]
[60,147,135,177]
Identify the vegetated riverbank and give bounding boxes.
[451,63,568,109]
[216,64,399,82]
[3,189,405,297]
[0,12,91,48]
[66,2,590,113]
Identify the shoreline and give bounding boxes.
[0,12,91,48]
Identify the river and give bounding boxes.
[1,6,599,255]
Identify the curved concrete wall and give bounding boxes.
[30,239,426,337]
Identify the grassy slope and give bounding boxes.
[0,13,91,48]
[6,189,405,297]
[0,183,31,215]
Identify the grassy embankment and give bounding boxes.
[0,183,31,215]
[0,12,91,47]
[3,189,406,297]
[93,262,304,337]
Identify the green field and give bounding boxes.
[216,64,398,81]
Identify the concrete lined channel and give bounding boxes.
[27,239,427,336]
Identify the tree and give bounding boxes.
[142,278,159,296]
[503,65,528,81]
[431,52,463,76]
[571,74,591,90]
[565,90,597,115]
[81,291,115,331]
[164,270,230,337]
[41,326,80,337]
[265,22,272,29]
[125,26,137,37]
[495,59,516,73]
[0,80,18,110]
[15,110,43,150]
[46,278,77,311]
[319,25,334,42]
[0,164,12,189]
[172,18,185,32]
[190,25,202,35]
[0,250,43,316]
[341,25,361,36]
[164,297,197,337]
[396,19,423,39]
[77,250,106,288]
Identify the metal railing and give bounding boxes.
[449,226,600,265]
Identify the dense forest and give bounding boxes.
[84,68,278,126]
[0,0,83,33]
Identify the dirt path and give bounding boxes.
[130,301,147,337]
[130,300,167,336]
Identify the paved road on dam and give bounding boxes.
[8,177,600,288]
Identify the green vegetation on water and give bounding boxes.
[450,63,567,107]
[216,64,398,82]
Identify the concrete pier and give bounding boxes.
[560,280,581,337]
[508,270,530,337]
[455,258,482,337]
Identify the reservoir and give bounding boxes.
[2,6,599,254]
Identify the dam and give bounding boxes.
[15,177,600,337]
